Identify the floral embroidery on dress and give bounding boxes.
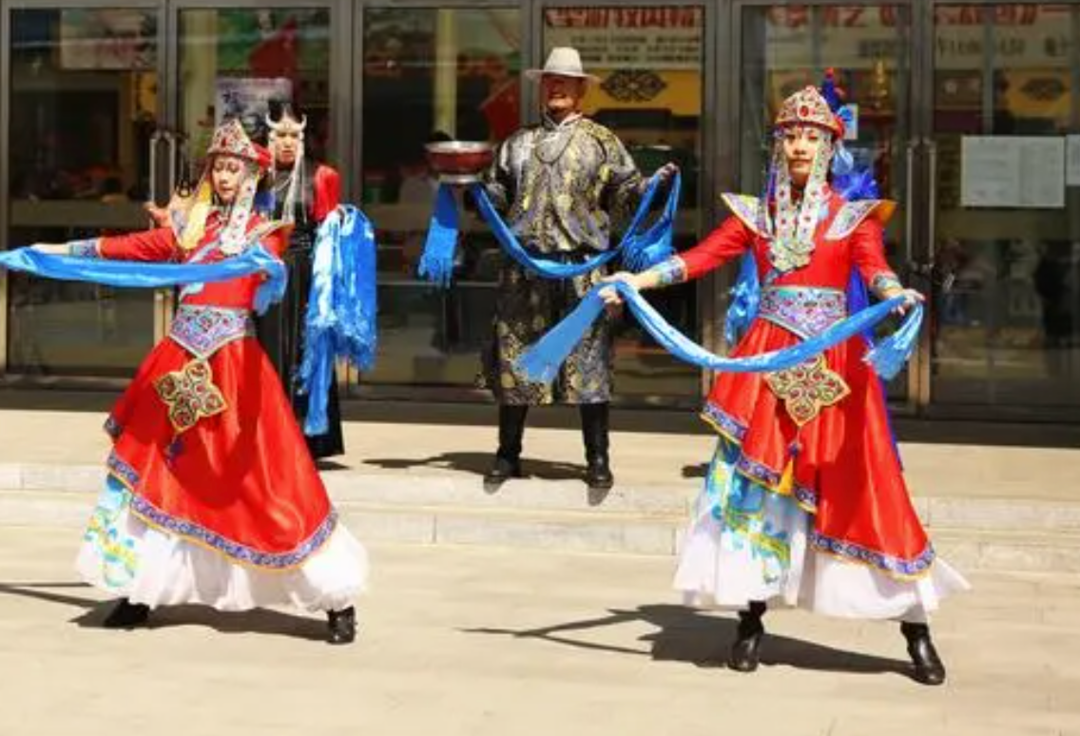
[154,359,227,433]
[765,354,851,426]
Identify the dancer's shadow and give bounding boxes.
[463,603,910,676]
[0,582,324,641]
[364,452,584,482]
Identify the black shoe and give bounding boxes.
[901,622,946,686]
[584,458,614,491]
[327,607,357,645]
[102,598,150,629]
[728,602,766,673]
[484,455,523,485]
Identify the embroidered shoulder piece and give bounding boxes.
[824,200,897,241]
[720,193,764,236]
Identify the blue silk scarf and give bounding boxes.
[297,205,379,436]
[0,245,286,314]
[518,281,922,383]
[418,172,680,286]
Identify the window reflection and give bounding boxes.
[6,8,159,376]
[931,4,1080,409]
[361,8,520,388]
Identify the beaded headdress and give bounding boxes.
[173,118,270,254]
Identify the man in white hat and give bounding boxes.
[477,47,678,492]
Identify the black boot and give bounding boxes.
[485,405,527,485]
[901,622,946,686]
[102,598,150,629]
[580,403,614,492]
[728,601,767,672]
[327,607,357,645]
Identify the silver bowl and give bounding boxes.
[425,141,495,183]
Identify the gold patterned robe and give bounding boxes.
[478,114,645,405]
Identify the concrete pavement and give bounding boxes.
[0,528,1078,736]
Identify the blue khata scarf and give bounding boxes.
[517,280,922,384]
[297,205,379,436]
[0,245,286,314]
[418,171,681,286]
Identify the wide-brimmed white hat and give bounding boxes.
[524,47,600,82]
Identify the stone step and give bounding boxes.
[3,489,1080,573]
[4,462,1080,535]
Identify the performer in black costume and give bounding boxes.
[256,101,346,459]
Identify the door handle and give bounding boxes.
[148,129,163,204]
[925,136,938,277]
[903,139,917,275]
[165,130,179,197]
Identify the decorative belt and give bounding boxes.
[168,304,255,360]
[758,286,847,340]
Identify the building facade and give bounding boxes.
[1,0,1078,423]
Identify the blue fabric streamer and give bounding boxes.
[417,184,461,287]
[724,253,761,345]
[298,205,379,436]
[0,245,286,315]
[518,281,922,384]
[418,172,680,286]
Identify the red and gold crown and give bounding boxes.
[206,118,271,170]
[774,85,844,138]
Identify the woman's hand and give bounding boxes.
[598,272,640,314]
[144,202,170,228]
[889,287,925,316]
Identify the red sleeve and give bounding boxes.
[849,218,900,286]
[98,227,178,262]
[261,224,294,258]
[312,165,341,223]
[679,215,754,282]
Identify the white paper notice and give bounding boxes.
[1067,135,1080,187]
[961,136,1065,209]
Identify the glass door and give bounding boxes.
[2,1,165,376]
[734,2,917,405]
[356,3,523,393]
[535,2,712,402]
[924,2,1080,418]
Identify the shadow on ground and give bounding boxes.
[363,451,585,482]
[0,582,324,641]
[463,603,911,678]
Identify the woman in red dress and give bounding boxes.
[34,119,366,644]
[602,82,967,684]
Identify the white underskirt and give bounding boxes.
[673,507,970,622]
[76,480,367,613]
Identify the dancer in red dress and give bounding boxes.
[33,119,367,644]
[602,80,967,684]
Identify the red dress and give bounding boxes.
[95,213,337,570]
[679,191,931,580]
